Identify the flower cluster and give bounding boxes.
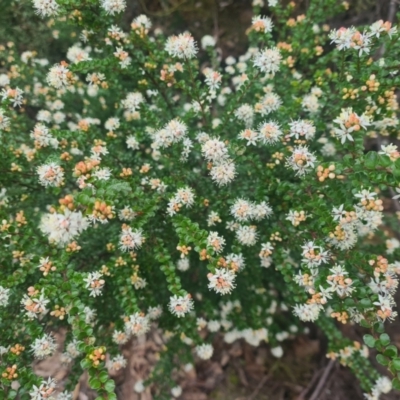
[1,1,400,398]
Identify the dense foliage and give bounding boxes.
[1,0,400,399]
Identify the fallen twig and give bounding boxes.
[308,360,336,400]
[248,373,271,400]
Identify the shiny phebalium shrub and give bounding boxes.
[1,0,400,399]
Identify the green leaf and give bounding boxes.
[392,358,400,371]
[363,334,376,348]
[380,333,390,347]
[384,345,398,358]
[105,379,116,392]
[376,354,389,366]
[359,319,371,328]
[364,151,379,169]
[378,154,392,168]
[392,378,400,390]
[359,298,372,308]
[99,371,109,383]
[89,377,101,390]
[80,358,91,370]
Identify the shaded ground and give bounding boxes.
[35,317,400,400]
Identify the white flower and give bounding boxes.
[196,343,213,360]
[132,15,152,30]
[121,92,144,113]
[177,257,190,271]
[379,144,399,161]
[207,269,236,295]
[354,188,376,202]
[329,27,356,50]
[168,294,194,317]
[0,286,10,306]
[119,227,144,251]
[165,32,198,59]
[230,199,254,221]
[253,47,281,74]
[37,163,64,187]
[321,142,336,157]
[327,225,357,250]
[175,186,195,207]
[147,305,162,320]
[302,94,320,113]
[107,355,127,371]
[301,241,330,268]
[126,135,139,150]
[252,201,273,220]
[0,109,10,131]
[226,253,245,271]
[236,225,258,246]
[0,74,10,87]
[333,108,370,144]
[100,0,126,15]
[29,377,57,400]
[113,47,131,68]
[118,206,137,221]
[204,69,222,91]
[255,93,281,115]
[386,238,400,255]
[164,118,188,143]
[112,330,129,345]
[286,145,316,176]
[207,231,226,253]
[40,210,88,245]
[258,121,282,144]
[36,110,52,123]
[93,167,112,181]
[83,272,105,297]
[32,0,59,17]
[1,87,24,107]
[47,64,70,89]
[238,129,258,145]
[201,35,216,49]
[293,303,322,322]
[210,160,236,186]
[104,117,120,131]
[207,320,221,333]
[289,120,316,140]
[66,339,81,358]
[202,138,229,162]
[235,104,254,127]
[134,380,145,393]
[270,346,283,358]
[67,45,91,64]
[125,312,150,336]
[171,386,182,398]
[251,15,273,32]
[31,334,57,359]
[374,376,392,394]
[21,291,49,319]
[57,391,72,400]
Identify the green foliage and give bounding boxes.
[0,0,400,399]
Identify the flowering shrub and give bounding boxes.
[1,0,400,399]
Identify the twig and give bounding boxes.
[296,368,323,400]
[388,0,398,23]
[308,359,335,400]
[248,373,271,400]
